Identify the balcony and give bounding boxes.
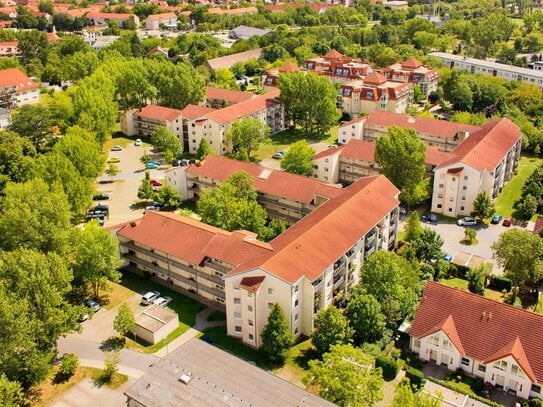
[199,284,226,300]
[121,242,197,276]
[204,260,231,274]
[124,253,197,289]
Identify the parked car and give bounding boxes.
[503,217,513,227]
[172,159,180,167]
[84,299,101,312]
[145,205,161,211]
[153,296,172,307]
[457,216,477,226]
[180,159,188,166]
[141,290,161,305]
[135,138,142,146]
[92,204,109,215]
[491,214,503,224]
[107,157,120,163]
[146,162,159,169]
[272,152,283,159]
[79,312,90,322]
[150,180,162,187]
[111,145,123,151]
[422,213,438,223]
[443,254,452,263]
[92,193,110,201]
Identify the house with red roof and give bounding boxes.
[145,12,177,30]
[121,105,184,139]
[204,86,255,109]
[87,12,140,28]
[262,61,300,92]
[0,68,39,108]
[0,41,19,57]
[117,172,400,348]
[304,49,374,85]
[411,281,543,400]
[381,57,439,96]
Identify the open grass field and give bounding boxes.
[440,278,504,303]
[495,155,542,217]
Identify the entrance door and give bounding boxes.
[496,374,505,388]
[440,353,449,366]
[429,350,437,362]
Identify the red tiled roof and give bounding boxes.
[228,175,400,283]
[180,104,216,120]
[0,68,38,92]
[279,61,300,73]
[206,48,262,71]
[203,89,280,124]
[324,49,343,60]
[208,7,258,15]
[366,111,480,140]
[135,105,183,122]
[340,116,366,128]
[187,155,344,204]
[417,314,465,355]
[146,12,176,21]
[46,32,60,42]
[401,57,423,69]
[444,118,521,172]
[534,217,543,235]
[205,87,255,105]
[364,72,387,85]
[117,211,273,267]
[239,276,265,292]
[411,282,543,383]
[87,12,136,19]
[0,41,18,47]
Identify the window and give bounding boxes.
[234,298,241,305]
[443,339,452,349]
[461,206,465,211]
[248,334,254,341]
[413,339,421,348]
[268,288,273,295]
[478,365,486,373]
[462,196,466,201]
[215,284,223,290]
[463,186,467,190]
[294,313,299,321]
[531,384,541,394]
[268,302,273,309]
[248,319,253,327]
[234,326,242,333]
[248,305,253,312]
[294,299,299,307]
[313,165,318,170]
[461,357,470,366]
[494,360,507,371]
[430,335,439,345]
[294,327,298,335]
[439,184,444,188]
[437,204,442,209]
[294,285,299,293]
[511,364,520,375]
[464,176,468,180]
[234,312,241,319]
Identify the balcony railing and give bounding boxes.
[204,260,231,274]
[121,243,197,277]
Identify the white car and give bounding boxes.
[153,296,172,307]
[141,290,161,305]
[111,145,123,151]
[135,139,142,146]
[457,217,477,226]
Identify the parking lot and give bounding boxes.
[94,143,168,227]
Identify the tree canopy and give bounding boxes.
[225,118,270,158]
[261,303,293,364]
[280,140,315,176]
[312,305,352,355]
[346,288,387,344]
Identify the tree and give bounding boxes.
[17,30,48,66]
[152,60,205,109]
[150,126,181,160]
[412,228,444,264]
[225,118,270,158]
[464,228,477,245]
[73,221,123,299]
[101,351,120,384]
[361,252,420,325]
[471,192,495,222]
[106,164,120,181]
[516,194,538,220]
[53,130,104,179]
[196,138,213,160]
[305,344,384,407]
[375,127,428,206]
[138,171,155,202]
[467,263,491,296]
[213,68,239,90]
[312,306,352,355]
[0,179,72,255]
[58,354,79,381]
[9,104,53,151]
[278,71,341,138]
[113,303,135,337]
[0,130,35,190]
[404,211,423,242]
[0,374,24,407]
[346,289,387,344]
[154,183,182,209]
[392,380,441,407]
[492,229,543,294]
[261,303,294,364]
[280,140,315,176]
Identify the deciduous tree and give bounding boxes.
[392,381,441,407]
[0,374,24,407]
[346,289,387,344]
[225,118,270,158]
[9,104,53,151]
[196,138,213,160]
[471,192,495,222]
[412,228,444,264]
[280,140,315,176]
[261,303,293,364]
[150,126,181,161]
[404,211,423,242]
[467,263,491,296]
[113,303,135,337]
[312,305,352,355]
[154,183,182,209]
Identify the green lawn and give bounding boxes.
[206,310,226,322]
[494,156,543,217]
[440,278,505,302]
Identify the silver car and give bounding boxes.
[141,290,161,305]
[153,296,172,307]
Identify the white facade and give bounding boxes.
[14,87,39,106]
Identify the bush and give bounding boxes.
[376,355,399,381]
[57,354,79,381]
[489,275,512,292]
[405,366,426,389]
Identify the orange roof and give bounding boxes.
[239,276,265,293]
[228,175,400,283]
[207,48,262,71]
[117,211,273,267]
[279,61,300,73]
[179,104,216,120]
[87,12,136,19]
[417,314,465,355]
[364,71,387,85]
[366,110,480,140]
[0,68,38,92]
[187,155,344,204]
[401,57,423,70]
[0,41,18,47]
[46,32,60,42]
[205,87,255,105]
[340,116,366,127]
[208,7,258,15]
[323,49,343,60]
[146,12,176,21]
[203,89,280,124]
[135,105,183,122]
[443,118,521,172]
[412,282,543,383]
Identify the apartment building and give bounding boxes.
[121,105,184,138]
[117,174,400,348]
[381,57,439,96]
[430,118,521,217]
[87,12,140,28]
[203,86,255,109]
[0,41,19,57]
[166,155,344,226]
[304,50,374,85]
[262,62,300,92]
[178,104,217,151]
[411,281,543,400]
[430,52,543,90]
[145,12,177,30]
[338,72,412,116]
[0,68,39,108]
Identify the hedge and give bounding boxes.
[405,366,426,388]
[427,377,503,407]
[375,355,399,381]
[489,275,512,292]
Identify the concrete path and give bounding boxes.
[50,377,136,407]
[153,306,226,358]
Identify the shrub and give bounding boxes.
[405,366,425,389]
[489,275,512,292]
[57,354,79,381]
[376,355,399,381]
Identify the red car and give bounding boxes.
[149,180,162,187]
[502,217,513,227]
